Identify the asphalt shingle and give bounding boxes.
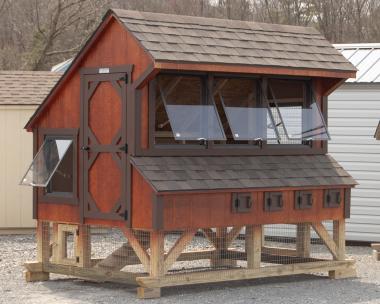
[131,155,357,192]
[0,71,62,105]
[112,9,356,73]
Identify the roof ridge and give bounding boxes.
[111,8,320,36]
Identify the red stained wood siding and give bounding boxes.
[160,188,346,230]
[131,167,154,229]
[35,17,153,224]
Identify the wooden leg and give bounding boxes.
[211,228,237,267]
[329,220,357,279]
[329,267,357,279]
[25,221,50,282]
[246,225,261,269]
[76,224,91,268]
[137,287,161,299]
[333,220,345,261]
[296,223,311,258]
[138,230,164,299]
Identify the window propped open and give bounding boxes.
[215,77,278,142]
[155,75,226,143]
[20,138,73,187]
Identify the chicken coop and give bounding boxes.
[22,9,357,299]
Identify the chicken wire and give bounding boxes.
[38,222,341,280]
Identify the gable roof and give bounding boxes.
[25,9,356,130]
[335,43,380,83]
[114,9,355,73]
[131,155,356,193]
[0,71,62,106]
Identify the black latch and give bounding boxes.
[119,144,128,153]
[264,192,283,212]
[295,190,313,210]
[324,189,341,208]
[76,256,80,263]
[231,193,253,213]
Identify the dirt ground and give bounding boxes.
[1,233,380,304]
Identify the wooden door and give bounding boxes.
[80,66,132,221]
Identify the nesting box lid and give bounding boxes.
[131,155,357,193]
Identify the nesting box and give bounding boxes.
[23,9,358,298]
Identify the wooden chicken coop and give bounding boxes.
[22,9,357,299]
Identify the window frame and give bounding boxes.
[38,128,78,205]
[142,72,326,156]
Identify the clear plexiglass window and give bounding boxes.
[20,138,73,187]
[216,77,278,141]
[157,75,226,141]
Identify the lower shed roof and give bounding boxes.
[131,155,356,193]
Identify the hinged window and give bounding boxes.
[151,73,329,153]
[20,137,73,187]
[155,75,225,144]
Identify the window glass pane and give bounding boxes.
[46,143,73,193]
[301,103,330,140]
[216,78,269,140]
[267,79,305,144]
[20,138,72,187]
[158,75,225,141]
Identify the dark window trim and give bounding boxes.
[38,128,79,205]
[140,72,327,157]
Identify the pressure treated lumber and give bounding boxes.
[296,223,311,258]
[164,230,196,273]
[311,222,338,259]
[136,259,355,288]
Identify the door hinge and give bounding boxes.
[119,210,128,220]
[119,144,128,153]
[120,74,128,84]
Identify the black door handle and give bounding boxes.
[81,146,90,151]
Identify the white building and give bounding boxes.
[330,43,380,242]
[0,71,61,233]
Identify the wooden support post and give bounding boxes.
[312,222,338,259]
[76,225,91,268]
[211,227,237,267]
[296,223,311,258]
[25,221,50,282]
[51,223,59,263]
[164,230,196,273]
[246,225,262,269]
[329,220,357,279]
[137,230,164,299]
[333,220,345,261]
[123,229,150,273]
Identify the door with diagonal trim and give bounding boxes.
[81,66,132,221]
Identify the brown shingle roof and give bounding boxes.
[113,9,355,73]
[131,155,357,192]
[0,71,62,105]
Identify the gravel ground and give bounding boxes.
[1,233,380,304]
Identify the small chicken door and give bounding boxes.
[81,66,132,221]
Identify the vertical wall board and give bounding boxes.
[329,83,380,242]
[0,105,37,229]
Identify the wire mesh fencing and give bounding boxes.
[38,222,341,280]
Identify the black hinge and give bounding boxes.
[120,74,128,84]
[119,144,128,153]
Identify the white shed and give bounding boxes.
[330,43,380,242]
[0,71,61,233]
